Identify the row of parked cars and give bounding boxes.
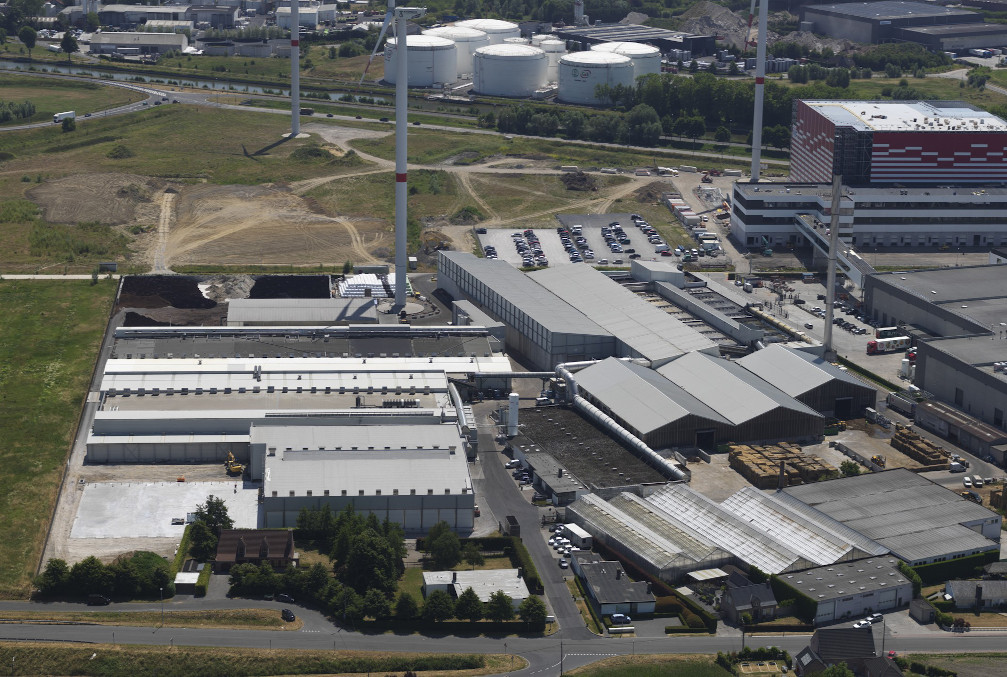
[511,230,549,267]
[548,524,582,569]
[557,225,592,263]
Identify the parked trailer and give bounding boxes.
[53,110,75,123]
[876,326,900,339]
[867,336,911,355]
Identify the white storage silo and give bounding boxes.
[384,35,457,87]
[530,33,553,46]
[558,51,634,105]
[472,44,547,97]
[454,18,520,45]
[504,37,530,45]
[423,26,489,75]
[539,39,565,83]
[591,41,662,79]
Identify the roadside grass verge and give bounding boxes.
[566,579,603,635]
[904,652,1007,677]
[0,609,301,630]
[0,74,145,125]
[0,643,509,677]
[566,654,731,677]
[0,280,116,598]
[240,98,477,129]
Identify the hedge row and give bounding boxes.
[743,622,813,633]
[415,536,510,553]
[665,624,708,634]
[909,661,957,677]
[171,523,193,575]
[912,551,1000,585]
[507,536,543,594]
[194,564,211,597]
[358,618,531,635]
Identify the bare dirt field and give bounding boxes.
[27,173,166,225]
[167,183,387,266]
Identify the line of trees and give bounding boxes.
[36,551,174,600]
[0,100,36,123]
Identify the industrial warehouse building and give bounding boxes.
[783,469,1002,566]
[89,31,189,56]
[780,559,913,625]
[573,350,828,449]
[84,325,514,533]
[799,1,1007,50]
[437,251,717,370]
[732,100,1007,249]
[552,22,715,56]
[864,265,1007,451]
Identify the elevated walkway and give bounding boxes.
[794,214,875,288]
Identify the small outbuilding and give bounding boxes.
[575,560,656,617]
[422,569,529,609]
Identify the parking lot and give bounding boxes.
[475,214,674,268]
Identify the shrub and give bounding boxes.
[106,144,134,159]
[290,143,333,162]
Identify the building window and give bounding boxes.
[358,490,364,496]
[289,491,295,497]
[341,490,347,496]
[306,490,312,497]
[375,490,381,496]
[995,408,1004,428]
[955,388,964,406]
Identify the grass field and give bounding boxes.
[0,106,372,188]
[350,129,754,170]
[469,173,632,221]
[0,280,116,597]
[0,75,146,126]
[566,655,732,677]
[241,97,478,129]
[778,73,1007,109]
[0,643,506,677]
[0,608,301,630]
[905,653,1007,677]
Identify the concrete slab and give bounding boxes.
[71,481,258,539]
[686,453,757,502]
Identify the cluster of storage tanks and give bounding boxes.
[382,19,663,105]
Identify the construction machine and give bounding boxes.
[871,455,886,468]
[225,455,244,475]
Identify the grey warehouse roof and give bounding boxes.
[779,558,910,602]
[784,469,1001,563]
[227,298,378,325]
[736,344,873,398]
[250,423,465,453]
[872,266,1007,305]
[574,358,727,435]
[439,252,611,338]
[528,266,717,365]
[804,2,977,21]
[656,352,822,425]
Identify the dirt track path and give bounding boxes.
[455,172,499,223]
[152,191,175,273]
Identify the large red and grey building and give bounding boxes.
[731,100,1007,250]
[791,100,1007,185]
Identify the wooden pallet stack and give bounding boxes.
[728,443,837,489]
[889,426,947,468]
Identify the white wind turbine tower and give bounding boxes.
[362,0,426,310]
[749,0,769,182]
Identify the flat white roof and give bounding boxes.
[422,569,530,603]
[801,100,1007,132]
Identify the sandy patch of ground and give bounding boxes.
[28,173,166,225]
[166,183,386,266]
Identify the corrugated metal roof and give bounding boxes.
[645,485,814,574]
[250,423,464,451]
[608,493,726,563]
[529,266,716,365]
[736,344,871,397]
[720,488,887,565]
[574,358,724,434]
[440,253,610,337]
[264,447,471,496]
[656,352,822,424]
[783,469,1002,562]
[568,493,708,571]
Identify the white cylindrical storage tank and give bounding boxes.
[422,26,489,75]
[531,33,553,46]
[504,37,529,45]
[472,44,547,97]
[454,18,520,45]
[591,41,661,79]
[539,39,565,83]
[507,392,520,437]
[384,35,457,87]
[558,51,634,105]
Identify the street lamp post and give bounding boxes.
[159,586,164,627]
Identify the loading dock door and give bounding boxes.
[814,600,836,624]
[834,397,853,420]
[696,429,716,450]
[878,588,897,610]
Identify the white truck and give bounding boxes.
[866,336,911,355]
[53,111,76,124]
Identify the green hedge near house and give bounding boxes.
[505,536,543,594]
[194,563,211,597]
[171,523,193,575]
